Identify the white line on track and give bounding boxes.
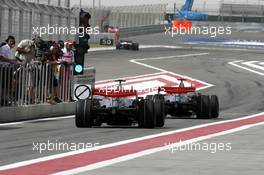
[130,53,209,72]
[228,60,264,76]
[130,59,166,72]
[89,45,182,52]
[242,61,264,71]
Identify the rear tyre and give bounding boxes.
[210,95,219,118]
[145,95,153,100]
[125,44,130,50]
[76,100,85,127]
[153,94,166,127]
[132,43,139,51]
[144,99,156,128]
[93,119,102,127]
[116,43,121,50]
[196,95,211,119]
[75,99,93,128]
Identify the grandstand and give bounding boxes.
[220,4,264,17]
[219,2,264,22]
[167,0,264,22]
[0,0,76,42]
[20,0,70,8]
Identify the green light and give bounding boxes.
[75,65,83,73]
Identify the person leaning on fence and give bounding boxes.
[59,40,75,101]
[46,42,63,104]
[15,39,36,65]
[15,39,36,104]
[0,35,18,106]
[61,40,74,64]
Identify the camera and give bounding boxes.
[34,37,53,62]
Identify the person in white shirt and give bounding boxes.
[60,40,75,101]
[0,36,17,105]
[61,40,74,64]
[0,36,17,65]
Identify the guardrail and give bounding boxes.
[192,21,264,32]
[90,33,115,43]
[0,62,74,107]
[90,24,168,43]
[120,24,168,37]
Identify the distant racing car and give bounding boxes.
[116,40,139,51]
[75,80,165,128]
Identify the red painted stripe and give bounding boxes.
[1,114,264,175]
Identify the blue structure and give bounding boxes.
[178,0,208,21]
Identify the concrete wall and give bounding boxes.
[192,21,264,32]
[0,102,75,123]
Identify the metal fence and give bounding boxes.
[0,63,74,107]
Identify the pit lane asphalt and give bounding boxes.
[1,34,264,168]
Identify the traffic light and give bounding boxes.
[74,9,91,75]
[74,64,83,74]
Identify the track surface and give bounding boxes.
[1,33,264,173]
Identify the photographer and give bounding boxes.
[15,39,36,65]
[15,39,37,104]
[34,38,61,104]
